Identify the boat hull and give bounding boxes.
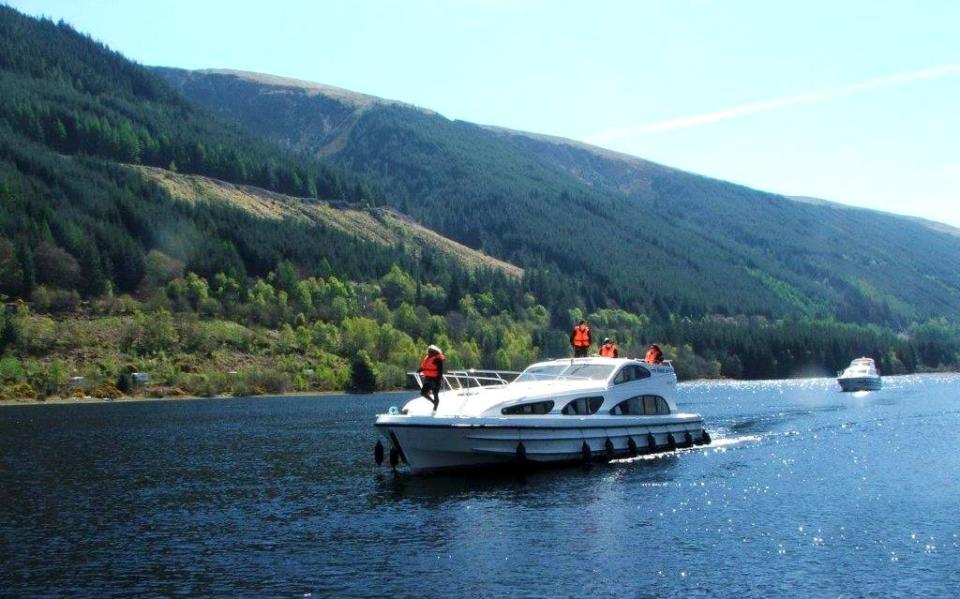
[838,376,882,392]
[375,415,708,473]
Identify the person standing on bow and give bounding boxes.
[570,319,592,358]
[418,344,445,411]
[599,337,619,358]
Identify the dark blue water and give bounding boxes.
[1,374,958,597]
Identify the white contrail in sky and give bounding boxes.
[587,64,960,144]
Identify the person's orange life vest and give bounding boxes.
[599,343,618,358]
[572,324,591,348]
[420,352,445,378]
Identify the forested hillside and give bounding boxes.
[489,128,960,324]
[159,68,960,326]
[0,7,529,400]
[0,7,395,298]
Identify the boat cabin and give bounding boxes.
[409,357,680,419]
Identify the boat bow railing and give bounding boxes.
[408,369,522,394]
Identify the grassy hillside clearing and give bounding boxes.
[136,166,522,278]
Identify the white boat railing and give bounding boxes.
[408,369,521,393]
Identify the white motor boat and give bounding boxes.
[374,357,710,473]
[837,357,882,392]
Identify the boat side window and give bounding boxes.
[502,401,555,415]
[561,396,605,415]
[643,396,658,415]
[610,396,643,415]
[610,395,669,415]
[613,365,651,385]
[655,397,670,414]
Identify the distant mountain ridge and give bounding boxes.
[193,68,432,113]
[788,195,960,239]
[153,67,433,159]
[156,67,960,325]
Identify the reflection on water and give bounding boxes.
[2,375,959,597]
[379,450,692,503]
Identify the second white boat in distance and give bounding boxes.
[374,356,710,473]
[837,357,883,392]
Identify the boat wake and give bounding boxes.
[610,434,762,464]
[709,434,763,449]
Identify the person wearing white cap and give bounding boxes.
[417,344,446,411]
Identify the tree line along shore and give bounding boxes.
[1,259,957,404]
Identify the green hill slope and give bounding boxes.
[0,7,490,299]
[158,68,960,326]
[0,7,541,401]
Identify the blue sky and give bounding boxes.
[9,0,960,226]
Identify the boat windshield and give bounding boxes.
[514,363,615,383]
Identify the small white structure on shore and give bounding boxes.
[132,372,150,385]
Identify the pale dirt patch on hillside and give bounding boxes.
[135,166,522,278]
[198,69,437,116]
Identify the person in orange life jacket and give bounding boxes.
[570,319,591,357]
[417,344,445,410]
[599,337,619,358]
[645,343,663,364]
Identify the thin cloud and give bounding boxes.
[587,64,960,144]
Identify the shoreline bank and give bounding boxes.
[3,372,956,408]
[0,389,414,408]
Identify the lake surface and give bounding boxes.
[2,374,959,597]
